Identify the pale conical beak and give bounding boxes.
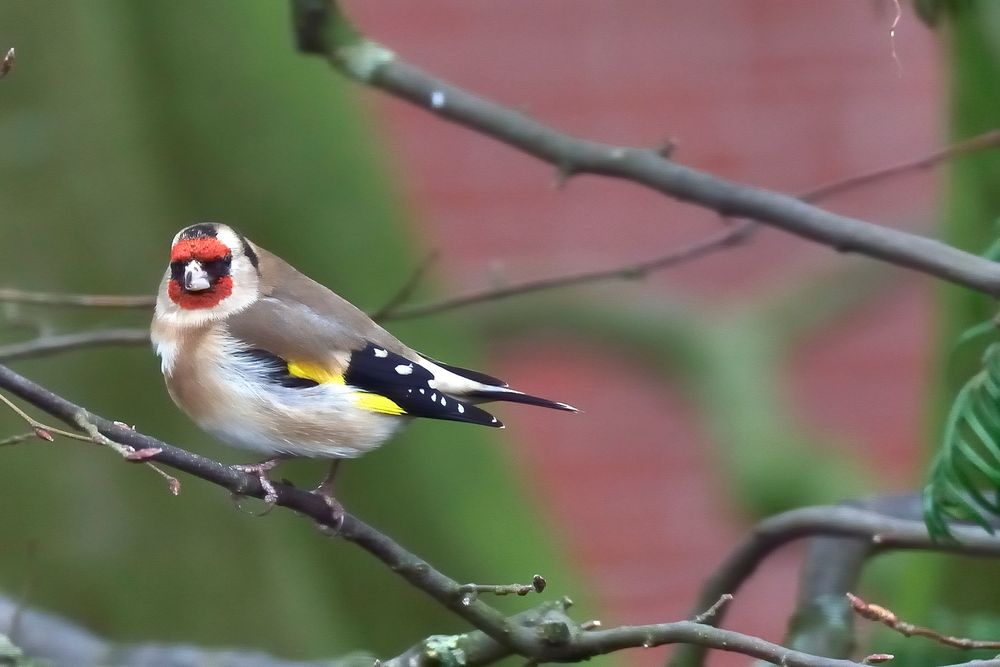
[183,260,211,292]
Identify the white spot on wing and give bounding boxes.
[440,396,447,406]
[395,364,413,375]
[419,389,425,395]
[430,393,437,401]
[457,404,465,414]
[374,348,388,358]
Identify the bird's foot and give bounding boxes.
[231,458,282,511]
[312,490,346,535]
[311,460,344,533]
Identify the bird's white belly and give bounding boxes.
[199,381,407,458]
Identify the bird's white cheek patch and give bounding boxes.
[156,340,178,375]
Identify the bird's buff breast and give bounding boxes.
[156,329,404,458]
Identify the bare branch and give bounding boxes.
[371,249,440,321]
[800,130,1000,203]
[849,592,1000,650]
[458,575,547,597]
[5,362,1000,666]
[0,288,154,308]
[292,2,1000,297]
[0,329,151,362]
[382,221,755,321]
[670,496,1000,667]
[0,390,179,494]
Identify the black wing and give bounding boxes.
[234,348,320,388]
[346,343,503,428]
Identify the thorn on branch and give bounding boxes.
[553,161,576,190]
[655,137,678,158]
[0,48,14,79]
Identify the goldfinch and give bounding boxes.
[151,223,576,502]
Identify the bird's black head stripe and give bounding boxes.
[239,235,259,269]
[179,223,219,240]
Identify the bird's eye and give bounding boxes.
[170,261,185,283]
[203,255,232,278]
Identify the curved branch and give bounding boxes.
[293,2,1000,296]
[671,495,1000,667]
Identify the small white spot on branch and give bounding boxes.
[430,90,445,109]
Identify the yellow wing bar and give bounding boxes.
[287,359,405,415]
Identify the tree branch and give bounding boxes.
[0,329,151,362]
[4,364,1000,666]
[848,592,1000,651]
[382,221,755,321]
[0,288,154,308]
[291,1,1000,297]
[670,496,1000,667]
[799,130,1000,203]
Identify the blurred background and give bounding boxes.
[1,1,998,665]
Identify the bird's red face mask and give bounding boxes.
[168,237,234,309]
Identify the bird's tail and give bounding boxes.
[466,386,578,412]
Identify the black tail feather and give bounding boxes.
[467,388,578,412]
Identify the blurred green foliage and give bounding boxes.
[894,0,1000,661]
[0,1,582,661]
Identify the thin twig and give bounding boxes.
[848,592,1000,650]
[0,329,151,362]
[382,221,755,321]
[458,575,547,598]
[371,249,440,321]
[692,594,733,624]
[799,130,1000,203]
[0,391,178,495]
[295,2,1000,296]
[0,288,154,308]
[0,124,997,328]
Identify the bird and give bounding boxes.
[151,222,577,509]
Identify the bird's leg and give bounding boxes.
[231,456,286,508]
[311,460,345,530]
